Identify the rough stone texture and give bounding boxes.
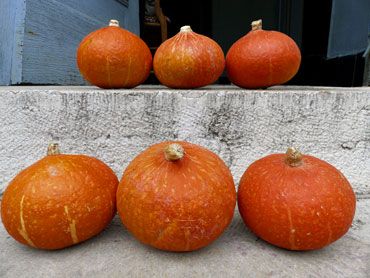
[0,86,369,195]
[0,85,369,277]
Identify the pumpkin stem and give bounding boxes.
[109,19,119,27]
[164,143,184,161]
[47,143,61,156]
[180,25,193,32]
[251,19,263,31]
[285,147,303,167]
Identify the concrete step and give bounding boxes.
[0,85,369,195]
[0,199,369,277]
[0,85,369,277]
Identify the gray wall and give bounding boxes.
[0,86,369,198]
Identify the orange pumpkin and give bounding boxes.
[77,19,152,89]
[153,26,225,88]
[117,141,236,251]
[238,147,356,250]
[226,19,301,88]
[1,144,118,250]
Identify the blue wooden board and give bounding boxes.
[327,0,370,59]
[0,0,26,85]
[0,0,140,85]
[0,0,15,85]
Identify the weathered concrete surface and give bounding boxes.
[0,199,369,278]
[0,86,369,195]
[0,86,369,277]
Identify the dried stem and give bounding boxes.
[251,19,263,31]
[47,143,61,156]
[285,147,303,167]
[164,143,184,161]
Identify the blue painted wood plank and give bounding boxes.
[327,0,370,58]
[1,0,140,85]
[0,0,25,85]
[0,0,15,85]
[20,0,139,85]
[126,0,140,35]
[11,0,27,84]
[47,0,138,33]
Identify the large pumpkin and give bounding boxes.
[238,147,356,250]
[226,19,301,88]
[117,141,236,251]
[77,19,152,89]
[153,26,225,88]
[1,144,118,250]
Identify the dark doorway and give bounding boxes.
[294,0,366,86]
[139,0,368,87]
[161,0,212,38]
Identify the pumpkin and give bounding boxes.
[1,144,118,250]
[117,141,236,251]
[77,19,152,89]
[226,19,301,88]
[153,26,225,88]
[237,147,356,250]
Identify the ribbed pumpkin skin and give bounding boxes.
[153,28,225,88]
[77,25,152,89]
[1,154,118,250]
[226,29,301,88]
[238,153,356,250]
[117,141,236,251]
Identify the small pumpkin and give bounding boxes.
[226,19,301,88]
[117,141,236,251]
[1,144,118,250]
[153,26,225,88]
[77,19,152,89]
[237,147,356,250]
